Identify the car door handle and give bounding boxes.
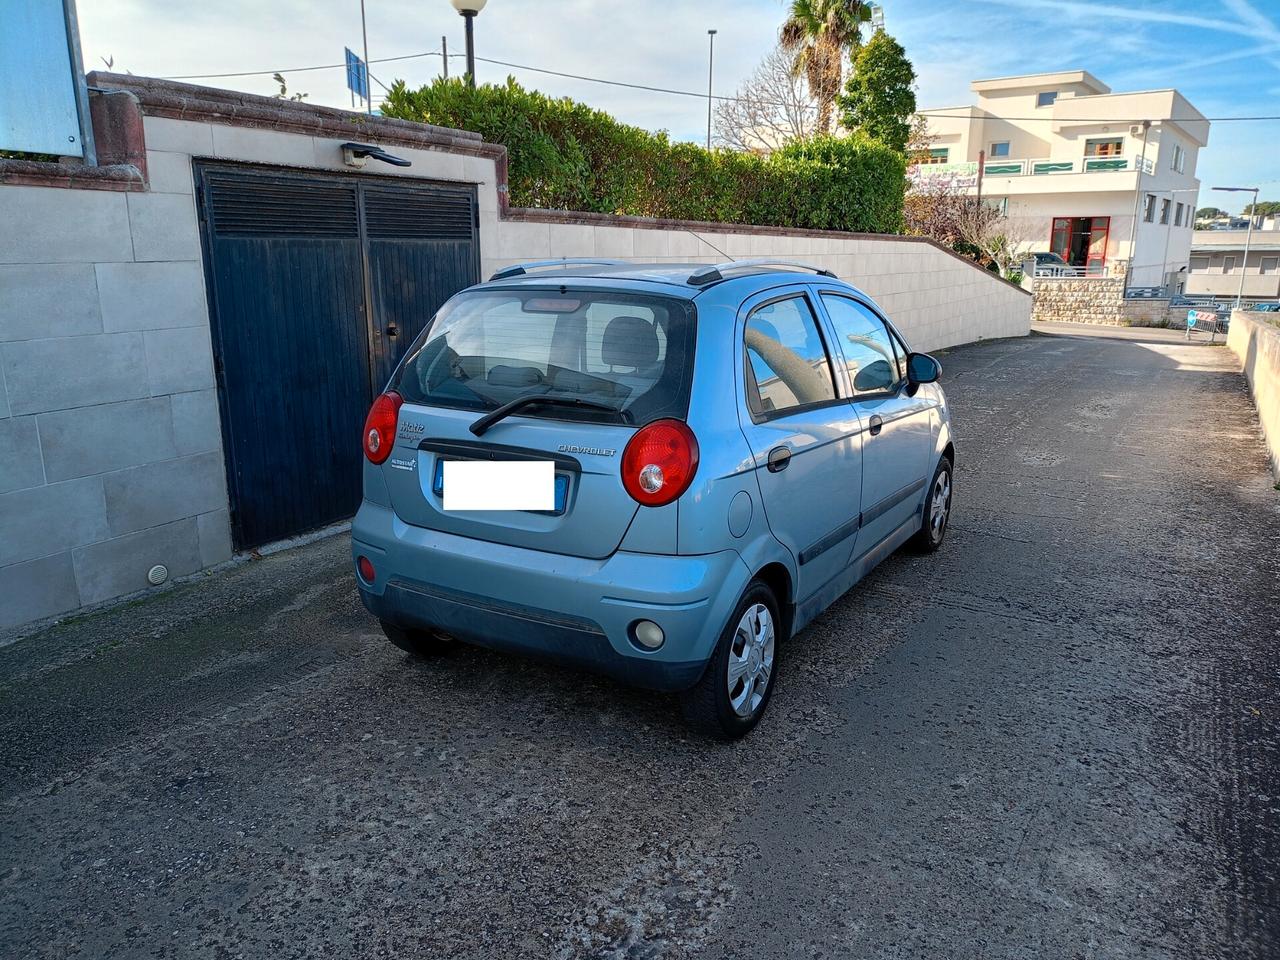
[868,414,883,437]
[767,446,792,472]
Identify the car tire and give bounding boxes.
[679,580,780,741]
[380,620,453,657]
[909,456,953,553]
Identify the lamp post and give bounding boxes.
[450,0,488,88]
[1213,185,1260,309]
[706,29,717,150]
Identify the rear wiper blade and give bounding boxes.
[469,395,631,436]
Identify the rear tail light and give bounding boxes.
[363,391,403,464]
[621,419,699,507]
[356,555,376,583]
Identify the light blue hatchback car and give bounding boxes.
[353,259,953,738]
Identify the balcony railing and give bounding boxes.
[909,155,1155,183]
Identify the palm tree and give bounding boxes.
[779,0,873,134]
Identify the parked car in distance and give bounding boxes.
[353,259,954,739]
[1032,251,1071,276]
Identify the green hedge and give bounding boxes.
[381,77,904,234]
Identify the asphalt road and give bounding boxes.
[2,324,1278,959]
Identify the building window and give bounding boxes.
[1084,138,1124,157]
[1160,198,1171,224]
[1036,91,1058,108]
[1189,257,1210,272]
[989,141,1010,158]
[1050,215,1110,272]
[1175,202,1185,226]
[1262,257,1279,275]
[923,148,949,165]
[1171,144,1186,173]
[1143,194,1157,222]
[1223,256,1236,275]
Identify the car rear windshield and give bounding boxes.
[391,288,696,424]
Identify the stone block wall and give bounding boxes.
[1031,277,1131,325]
[0,182,230,631]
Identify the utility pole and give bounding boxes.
[442,36,449,79]
[706,30,717,150]
[976,149,985,205]
[359,0,372,114]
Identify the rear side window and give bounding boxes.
[392,289,695,423]
[743,295,837,418]
[820,295,903,397]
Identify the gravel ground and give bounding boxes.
[1,324,1277,959]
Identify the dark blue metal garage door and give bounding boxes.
[195,164,479,550]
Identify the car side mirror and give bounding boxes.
[907,352,941,385]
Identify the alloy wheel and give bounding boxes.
[727,603,775,718]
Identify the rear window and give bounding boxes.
[391,288,696,424]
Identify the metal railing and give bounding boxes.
[914,155,1156,180]
[1032,264,1107,278]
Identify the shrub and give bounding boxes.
[381,77,904,234]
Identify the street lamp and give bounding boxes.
[706,29,717,150]
[1213,185,1260,309]
[450,0,488,88]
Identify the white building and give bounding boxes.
[912,71,1210,286]
[1187,229,1280,299]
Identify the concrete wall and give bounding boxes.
[1227,310,1280,479]
[488,212,1030,353]
[0,76,1030,633]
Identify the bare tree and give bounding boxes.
[715,46,818,153]
[954,199,1040,279]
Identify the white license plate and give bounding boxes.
[441,460,555,511]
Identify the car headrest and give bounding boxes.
[601,316,659,370]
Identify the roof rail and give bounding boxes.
[687,259,838,286]
[489,258,628,281]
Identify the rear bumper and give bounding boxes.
[352,500,750,691]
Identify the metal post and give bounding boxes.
[464,12,476,87]
[1237,188,1258,310]
[1124,119,1151,285]
[359,0,372,114]
[976,149,985,205]
[442,36,448,79]
[706,30,717,150]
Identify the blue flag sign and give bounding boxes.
[1187,308,1197,328]
[345,47,369,100]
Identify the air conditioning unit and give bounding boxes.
[1129,124,1146,138]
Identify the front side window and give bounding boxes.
[743,296,836,418]
[1036,91,1058,108]
[393,288,695,424]
[1144,194,1157,222]
[1160,198,1171,225]
[1175,202,1185,227]
[819,295,903,397]
[1172,144,1186,172]
[989,141,1010,158]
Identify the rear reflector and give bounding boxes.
[356,555,375,583]
[363,391,403,464]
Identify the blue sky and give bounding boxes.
[78,0,1278,209]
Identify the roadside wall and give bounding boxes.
[1227,310,1280,479]
[1031,276,1186,327]
[0,75,1030,632]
